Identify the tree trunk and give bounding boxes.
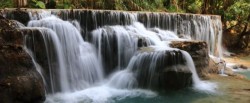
[13,0,28,8]
[236,15,250,48]
[202,0,210,14]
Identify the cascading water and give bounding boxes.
[11,10,222,103]
[5,10,222,56]
[28,16,103,93]
[94,22,216,92]
[23,28,66,93]
[92,26,138,73]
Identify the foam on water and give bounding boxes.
[182,51,218,93]
[45,86,157,103]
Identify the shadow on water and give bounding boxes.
[115,88,215,103]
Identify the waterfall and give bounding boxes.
[4,9,222,102]
[91,25,138,73]
[181,51,217,93]
[23,28,68,93]
[27,16,104,93]
[91,21,215,92]
[24,10,222,56]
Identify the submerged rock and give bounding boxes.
[170,41,209,77]
[233,64,248,70]
[0,19,45,103]
[137,37,150,47]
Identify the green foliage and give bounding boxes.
[114,0,127,10]
[0,0,13,9]
[56,0,73,9]
[36,1,45,9]
[132,0,166,11]
[187,0,202,13]
[225,0,250,22]
[167,5,178,12]
[31,0,45,9]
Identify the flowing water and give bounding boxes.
[232,56,250,79]
[28,16,104,93]
[13,10,223,103]
[239,71,250,80]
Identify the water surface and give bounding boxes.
[116,89,215,103]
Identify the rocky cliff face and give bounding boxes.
[0,18,45,103]
[170,41,209,77]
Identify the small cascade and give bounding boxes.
[23,28,65,93]
[91,21,216,92]
[91,22,185,75]
[182,51,217,93]
[218,58,227,76]
[211,57,228,76]
[27,16,104,93]
[125,50,188,90]
[91,26,138,74]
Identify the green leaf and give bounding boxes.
[36,1,45,9]
[32,0,37,3]
[63,4,69,9]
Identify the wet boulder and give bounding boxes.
[133,47,193,91]
[170,41,209,77]
[0,19,23,30]
[137,37,150,47]
[233,64,248,70]
[5,9,30,26]
[0,19,45,103]
[0,15,5,19]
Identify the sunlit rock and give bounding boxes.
[170,41,209,77]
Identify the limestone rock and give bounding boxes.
[0,19,45,103]
[170,41,209,77]
[233,64,249,70]
[5,10,30,26]
[134,48,192,91]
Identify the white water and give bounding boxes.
[45,86,156,103]
[23,27,66,93]
[27,10,222,55]
[209,55,228,76]
[24,13,219,103]
[182,51,217,93]
[28,16,103,93]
